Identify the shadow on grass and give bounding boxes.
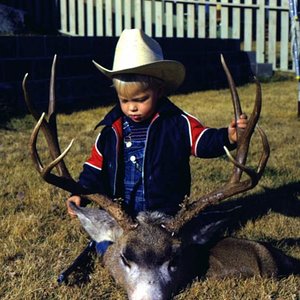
[63,257,96,286]
[231,181,299,218]
[209,181,300,240]
[57,241,97,287]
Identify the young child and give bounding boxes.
[67,28,247,220]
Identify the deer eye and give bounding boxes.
[168,258,178,273]
[120,253,131,269]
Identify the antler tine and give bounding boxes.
[48,54,59,142]
[22,55,70,178]
[254,125,270,176]
[220,54,242,122]
[223,146,258,185]
[163,56,269,234]
[29,112,82,193]
[22,73,40,121]
[48,54,57,118]
[24,55,137,231]
[30,112,47,173]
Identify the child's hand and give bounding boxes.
[228,114,248,143]
[66,195,82,217]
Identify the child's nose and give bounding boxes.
[129,103,138,111]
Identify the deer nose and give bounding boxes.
[148,279,155,285]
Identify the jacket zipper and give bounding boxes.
[112,127,119,196]
[142,114,160,206]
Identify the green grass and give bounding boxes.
[0,79,300,299]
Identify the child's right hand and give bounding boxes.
[66,195,82,217]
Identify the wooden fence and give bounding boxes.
[58,0,291,72]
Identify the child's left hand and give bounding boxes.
[228,114,248,143]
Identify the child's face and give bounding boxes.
[117,83,161,123]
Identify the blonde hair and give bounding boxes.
[112,74,165,95]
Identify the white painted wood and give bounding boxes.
[166,2,174,37]
[209,0,217,38]
[155,0,163,37]
[280,1,289,71]
[176,3,184,38]
[256,0,265,63]
[243,0,252,50]
[124,0,132,29]
[60,0,67,33]
[115,0,123,36]
[144,1,152,36]
[87,0,94,36]
[105,0,113,36]
[187,4,195,38]
[197,2,206,38]
[78,0,85,36]
[232,0,241,39]
[268,7,277,68]
[220,0,229,39]
[135,0,142,29]
[69,0,76,35]
[96,0,104,36]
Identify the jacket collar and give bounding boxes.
[94,97,182,129]
[94,103,123,129]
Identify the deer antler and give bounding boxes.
[23,55,137,231]
[164,55,270,234]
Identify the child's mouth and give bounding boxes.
[130,115,142,121]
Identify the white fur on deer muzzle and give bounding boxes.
[127,263,171,300]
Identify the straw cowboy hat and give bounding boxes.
[93,28,185,94]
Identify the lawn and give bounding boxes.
[0,77,299,299]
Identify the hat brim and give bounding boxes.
[93,60,185,94]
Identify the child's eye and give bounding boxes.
[121,99,128,104]
[136,97,148,103]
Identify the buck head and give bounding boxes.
[69,205,209,300]
[105,213,180,300]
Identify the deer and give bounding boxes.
[22,55,300,300]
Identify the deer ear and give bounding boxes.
[181,206,242,245]
[69,202,123,242]
[190,220,227,245]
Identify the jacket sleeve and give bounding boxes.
[182,112,236,158]
[196,127,236,158]
[78,132,106,194]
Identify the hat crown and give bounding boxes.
[112,29,164,71]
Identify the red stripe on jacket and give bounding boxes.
[84,117,123,171]
[85,134,103,170]
[182,113,208,156]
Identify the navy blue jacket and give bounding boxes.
[79,97,235,216]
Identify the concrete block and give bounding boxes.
[45,36,70,57]
[255,63,273,78]
[0,37,18,58]
[17,36,45,57]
